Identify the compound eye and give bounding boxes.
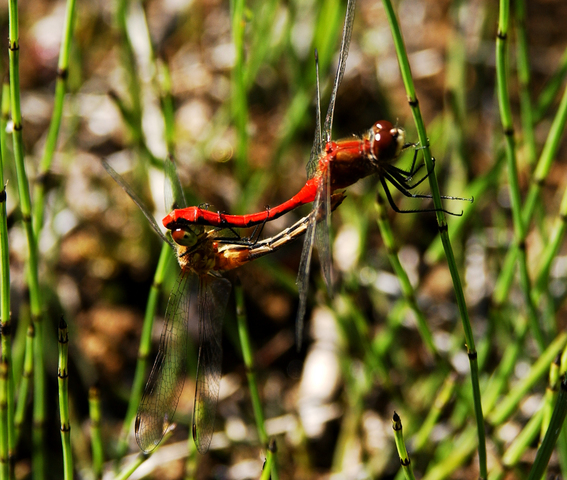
[171,228,197,247]
[371,121,394,155]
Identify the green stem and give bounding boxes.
[422,427,478,480]
[117,243,173,457]
[527,378,567,480]
[496,0,545,351]
[88,386,103,479]
[230,0,249,182]
[32,0,78,235]
[413,374,457,451]
[115,453,149,480]
[502,407,544,467]
[14,324,33,444]
[482,316,529,415]
[0,360,8,480]
[375,194,438,358]
[514,0,536,167]
[540,357,561,447]
[392,412,416,480]
[493,72,567,306]
[534,45,567,122]
[259,440,277,480]
[381,0,486,476]
[488,332,567,425]
[157,60,175,157]
[0,85,14,470]
[57,318,72,480]
[234,280,279,480]
[8,0,45,476]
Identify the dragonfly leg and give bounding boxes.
[386,162,471,203]
[384,171,435,200]
[214,208,270,246]
[247,207,270,245]
[407,146,420,178]
[387,159,435,190]
[222,224,243,240]
[388,162,425,181]
[379,175,463,216]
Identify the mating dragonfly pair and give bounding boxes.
[104,0,468,456]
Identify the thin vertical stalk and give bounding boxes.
[112,0,162,169]
[57,318,72,480]
[539,356,561,457]
[392,412,416,480]
[0,360,8,480]
[259,440,277,480]
[1,83,10,162]
[482,316,529,414]
[502,407,544,467]
[514,0,536,167]
[413,374,457,451]
[534,46,567,122]
[230,0,249,182]
[114,0,142,136]
[488,332,567,425]
[493,74,567,306]
[422,427,478,480]
[495,0,545,351]
[527,377,567,480]
[534,185,567,292]
[14,325,33,443]
[375,193,438,358]
[380,0,486,476]
[0,83,14,467]
[157,60,175,157]
[117,243,173,457]
[32,0,78,234]
[7,0,45,476]
[88,386,103,480]
[425,150,505,264]
[234,280,279,480]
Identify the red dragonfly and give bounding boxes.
[163,0,468,347]
[103,159,344,453]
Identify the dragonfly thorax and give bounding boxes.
[177,244,217,275]
[173,229,218,275]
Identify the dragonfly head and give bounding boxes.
[369,121,406,161]
[171,227,199,247]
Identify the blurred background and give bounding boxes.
[3,0,567,478]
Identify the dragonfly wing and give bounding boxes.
[192,276,232,454]
[164,157,187,211]
[322,0,356,141]
[102,160,173,248]
[315,166,332,296]
[135,271,195,453]
[306,50,323,179]
[295,182,325,349]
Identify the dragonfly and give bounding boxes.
[163,0,469,347]
[103,158,345,453]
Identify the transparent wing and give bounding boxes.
[164,156,187,211]
[306,49,323,179]
[295,182,325,349]
[315,165,332,296]
[102,159,173,247]
[303,0,355,303]
[135,271,196,453]
[192,276,232,454]
[322,0,356,143]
